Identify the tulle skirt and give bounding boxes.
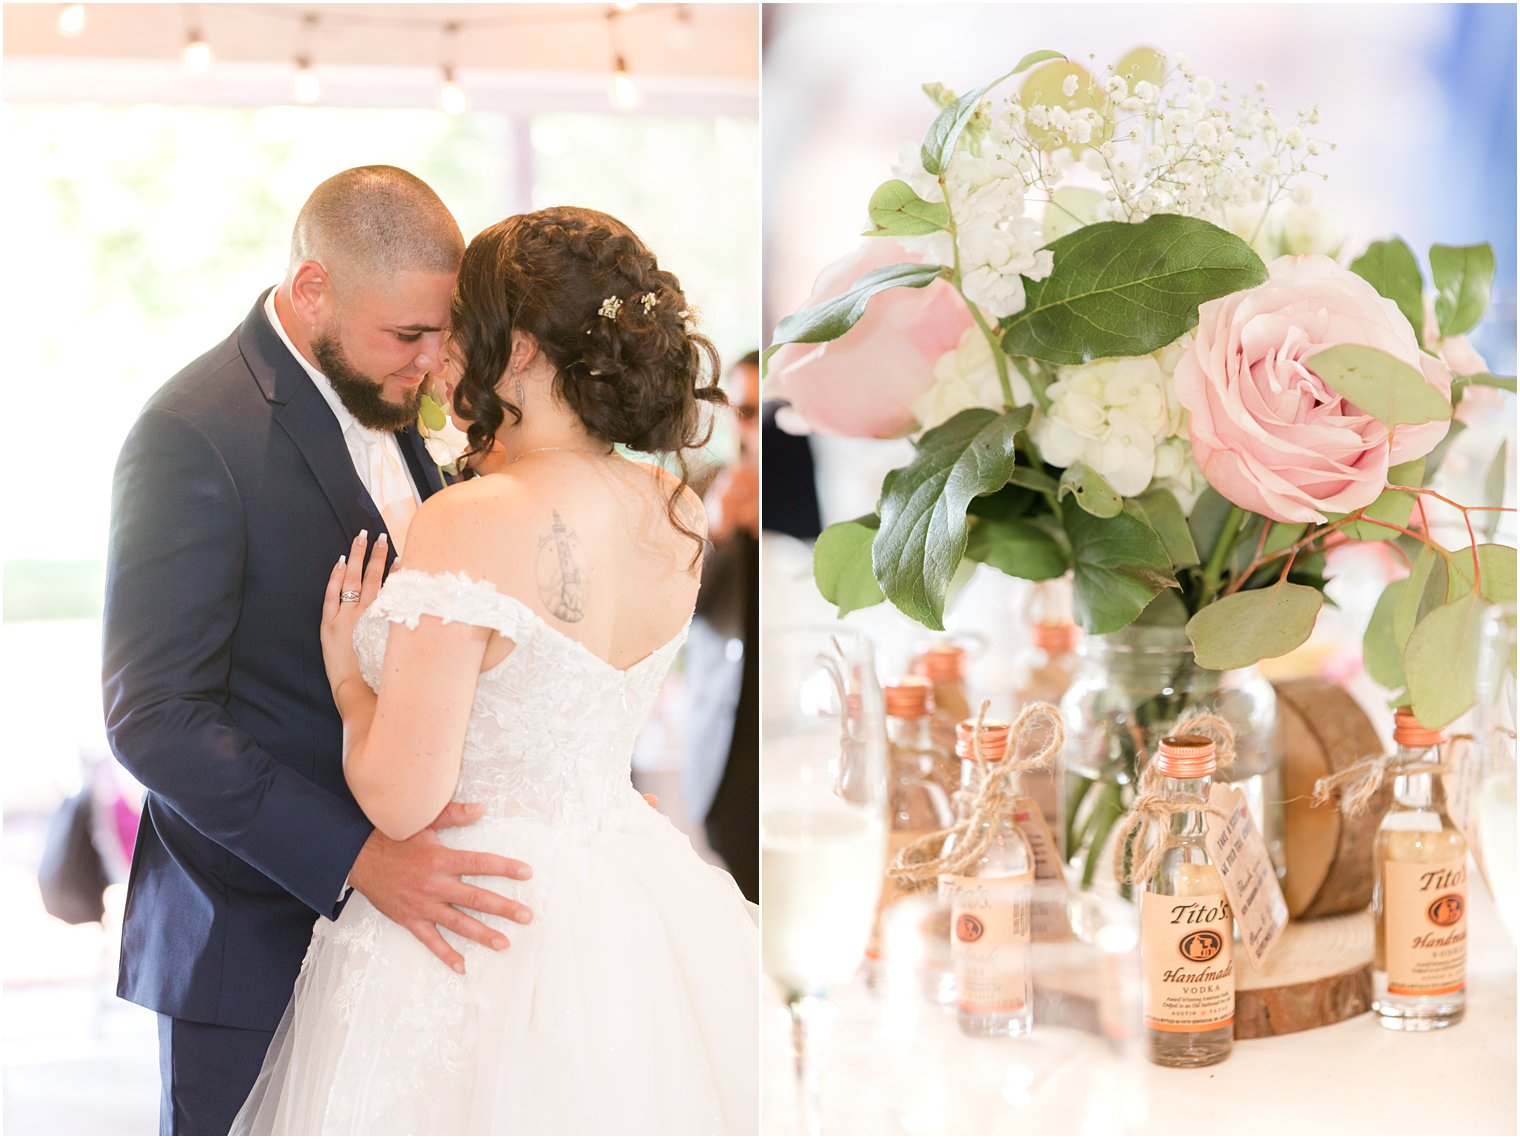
[231,805,759,1135]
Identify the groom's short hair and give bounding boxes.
[290,166,464,285]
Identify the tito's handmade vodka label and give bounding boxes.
[1141,890,1235,1032]
[1383,857,1467,997]
[948,871,1033,1015]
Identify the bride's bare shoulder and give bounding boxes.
[625,458,707,542]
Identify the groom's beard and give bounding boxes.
[312,331,423,432]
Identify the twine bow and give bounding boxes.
[888,700,1064,887]
[1112,714,1239,886]
[1311,744,1456,818]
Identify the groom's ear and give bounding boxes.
[289,260,334,328]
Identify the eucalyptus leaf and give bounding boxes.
[1430,242,1495,338]
[964,517,1068,581]
[920,50,1065,175]
[813,515,885,617]
[1444,544,1517,607]
[763,262,945,368]
[1062,504,1177,635]
[1001,214,1268,365]
[1405,593,1486,728]
[1393,545,1448,649]
[1186,486,1235,565]
[1452,372,1517,397]
[1349,237,1425,343]
[873,407,1032,629]
[1133,488,1200,569]
[1019,59,1105,151]
[1058,462,1123,518]
[1263,522,1307,557]
[1309,344,1452,427]
[418,393,447,433]
[1482,442,1509,542]
[863,179,951,237]
[1185,582,1323,670]
[1363,579,1407,691]
[1334,458,1425,541]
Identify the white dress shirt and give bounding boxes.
[263,288,420,550]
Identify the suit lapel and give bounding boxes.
[397,426,446,499]
[239,292,386,547]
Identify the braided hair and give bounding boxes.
[450,206,725,562]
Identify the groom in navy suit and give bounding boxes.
[103,167,532,1135]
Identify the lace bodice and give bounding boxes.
[353,569,688,831]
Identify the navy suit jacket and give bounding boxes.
[102,292,446,1030]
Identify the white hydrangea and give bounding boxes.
[892,143,1054,319]
[1033,339,1199,503]
[913,326,1034,432]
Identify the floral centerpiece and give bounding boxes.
[765,49,1514,877]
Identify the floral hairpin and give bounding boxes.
[640,292,658,315]
[677,303,700,330]
[598,295,622,320]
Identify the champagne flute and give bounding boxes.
[761,625,888,1135]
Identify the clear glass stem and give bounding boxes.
[787,992,831,1135]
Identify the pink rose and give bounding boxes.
[1174,254,1453,524]
[766,239,972,437]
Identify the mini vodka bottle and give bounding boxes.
[866,679,954,984]
[1011,581,1080,845]
[1373,708,1467,1030]
[941,718,1034,1037]
[1142,735,1234,1068]
[914,641,973,799]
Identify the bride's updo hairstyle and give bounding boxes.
[450,206,724,557]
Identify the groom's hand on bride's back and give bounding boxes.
[346,800,533,974]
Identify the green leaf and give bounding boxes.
[763,262,945,368]
[1349,237,1425,343]
[1133,488,1200,569]
[1000,214,1268,365]
[1058,462,1123,518]
[1394,545,1448,649]
[1444,544,1517,607]
[1019,59,1105,151]
[1185,582,1323,670]
[1007,464,1059,494]
[1482,442,1509,541]
[813,515,885,617]
[418,393,447,433]
[1115,47,1166,87]
[1063,504,1178,635]
[873,407,1033,629]
[967,483,1037,522]
[1334,457,1424,541]
[1135,589,1190,627]
[1187,486,1236,565]
[1363,579,1408,690]
[1308,344,1452,427]
[1424,419,1468,483]
[1263,522,1306,557]
[862,179,950,237]
[1456,372,1517,395]
[1405,593,1486,727]
[1430,243,1495,338]
[920,50,1065,176]
[964,517,1068,581]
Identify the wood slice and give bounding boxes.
[1274,680,1389,920]
[1235,912,1373,1038]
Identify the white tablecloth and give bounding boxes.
[762,882,1517,1135]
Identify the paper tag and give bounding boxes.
[1011,797,1065,885]
[1204,785,1288,970]
[1441,736,1480,856]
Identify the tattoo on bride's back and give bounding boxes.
[537,510,587,622]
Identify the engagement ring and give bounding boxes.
[339,591,361,603]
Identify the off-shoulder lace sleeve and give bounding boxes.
[368,569,538,641]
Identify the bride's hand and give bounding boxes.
[321,530,388,700]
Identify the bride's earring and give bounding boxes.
[514,370,525,411]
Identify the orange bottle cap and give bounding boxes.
[1393,707,1447,749]
[884,676,933,719]
[955,718,1012,762]
[917,642,968,682]
[1032,622,1080,655]
[1154,734,1217,779]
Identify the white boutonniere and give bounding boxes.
[417,391,470,479]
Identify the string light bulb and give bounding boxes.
[610,54,640,111]
[439,66,467,116]
[293,55,320,104]
[182,28,212,73]
[57,4,86,37]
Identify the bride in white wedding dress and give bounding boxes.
[232,207,758,1135]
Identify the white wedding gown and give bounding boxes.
[232,569,759,1135]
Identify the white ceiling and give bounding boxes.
[2,3,759,114]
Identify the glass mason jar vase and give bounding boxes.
[1058,624,1283,894]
